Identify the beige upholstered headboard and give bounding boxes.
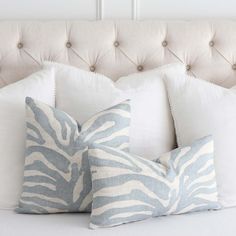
[0,20,236,88]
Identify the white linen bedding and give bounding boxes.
[1,208,235,236]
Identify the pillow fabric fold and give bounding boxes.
[17,97,130,214]
[88,136,220,229]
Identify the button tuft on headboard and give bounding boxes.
[186,65,191,71]
[17,43,23,49]
[66,42,72,48]
[114,41,119,47]
[90,65,96,72]
[137,65,144,71]
[162,41,168,47]
[209,41,214,47]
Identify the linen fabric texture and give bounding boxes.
[88,136,219,229]
[17,97,130,213]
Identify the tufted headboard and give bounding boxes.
[0,20,236,88]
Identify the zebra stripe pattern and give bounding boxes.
[88,135,220,229]
[17,97,130,213]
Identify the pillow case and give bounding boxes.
[0,69,55,210]
[17,98,130,214]
[43,62,186,159]
[165,74,236,208]
[88,136,219,229]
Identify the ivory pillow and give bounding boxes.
[44,62,186,159]
[165,74,236,208]
[88,136,219,229]
[0,69,55,209]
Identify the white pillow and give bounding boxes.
[0,69,55,209]
[165,74,236,208]
[44,62,186,159]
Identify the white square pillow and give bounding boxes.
[165,74,236,208]
[43,62,186,159]
[0,69,55,209]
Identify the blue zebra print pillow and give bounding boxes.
[17,97,130,214]
[88,136,220,229]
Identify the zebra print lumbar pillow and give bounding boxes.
[17,97,130,214]
[88,135,220,229]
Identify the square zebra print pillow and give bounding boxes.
[17,97,130,214]
[88,135,220,229]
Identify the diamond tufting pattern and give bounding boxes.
[0,20,236,88]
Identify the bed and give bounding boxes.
[1,208,235,236]
[1,20,236,235]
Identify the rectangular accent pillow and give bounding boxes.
[88,136,220,229]
[44,62,186,160]
[0,69,55,210]
[164,74,236,208]
[16,97,130,213]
